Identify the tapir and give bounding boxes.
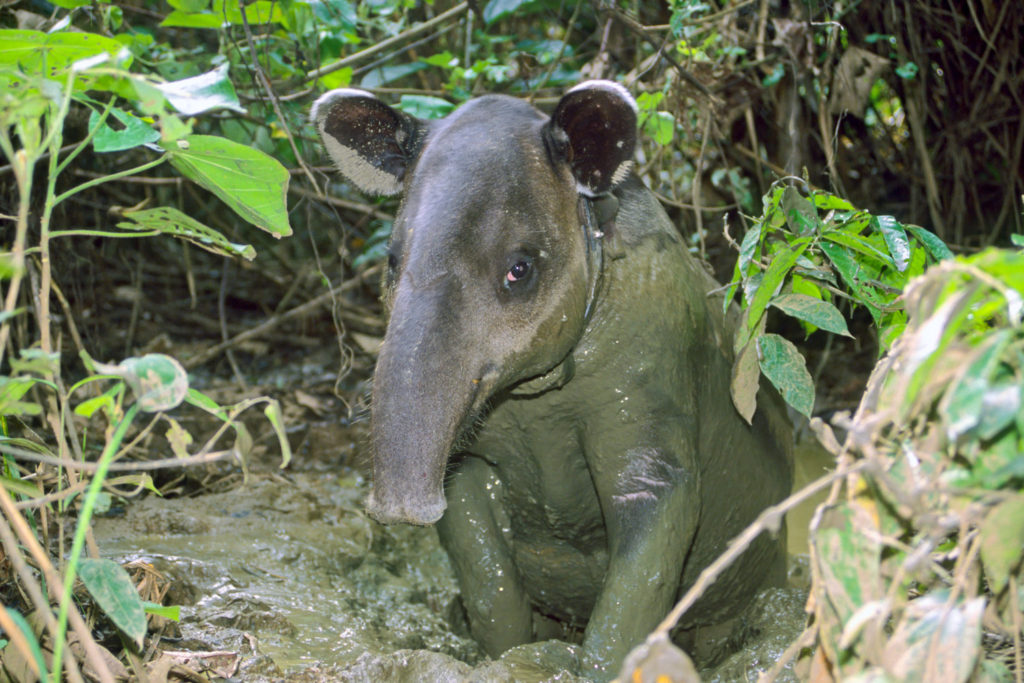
[312,80,792,680]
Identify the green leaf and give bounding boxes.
[143,602,181,621]
[78,558,147,648]
[823,229,895,269]
[810,192,855,211]
[118,206,256,260]
[980,495,1024,593]
[757,333,814,417]
[819,241,885,319]
[396,94,455,119]
[483,0,541,24]
[781,186,820,235]
[895,61,919,79]
[155,64,244,115]
[1011,233,1024,247]
[168,0,209,11]
[93,354,189,412]
[0,30,132,75]
[939,330,1013,441]
[874,215,910,272]
[159,10,223,28]
[745,238,812,333]
[907,225,954,261]
[90,107,160,153]
[771,293,853,337]
[168,135,292,237]
[73,384,122,419]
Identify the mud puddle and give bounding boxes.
[93,423,824,682]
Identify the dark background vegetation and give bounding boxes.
[3,0,1021,412]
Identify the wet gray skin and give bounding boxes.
[312,81,793,681]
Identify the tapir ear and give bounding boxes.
[311,88,424,196]
[547,80,638,197]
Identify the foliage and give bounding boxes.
[801,248,1024,681]
[726,182,952,420]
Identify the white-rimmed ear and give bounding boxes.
[546,80,638,197]
[311,88,425,196]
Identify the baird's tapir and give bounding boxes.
[312,80,792,680]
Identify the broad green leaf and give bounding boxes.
[874,215,910,271]
[823,229,895,269]
[168,0,209,11]
[819,241,885,319]
[396,94,456,119]
[810,192,855,211]
[907,225,954,261]
[155,64,244,115]
[886,595,983,683]
[78,558,147,648]
[118,206,256,260]
[484,0,542,24]
[745,238,812,333]
[738,221,763,274]
[980,495,1024,593]
[771,293,853,337]
[939,330,1012,441]
[169,135,292,237]
[641,110,675,145]
[50,0,93,7]
[0,377,42,417]
[93,354,189,412]
[1011,233,1024,247]
[73,384,122,419]
[812,503,883,622]
[730,337,760,424]
[211,0,285,25]
[757,333,814,417]
[159,10,223,28]
[90,107,160,153]
[781,186,820,235]
[0,30,132,74]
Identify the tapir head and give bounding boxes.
[313,81,637,525]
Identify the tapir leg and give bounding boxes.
[436,456,533,655]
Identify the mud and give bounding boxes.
[92,424,827,682]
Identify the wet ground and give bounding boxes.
[91,412,832,683]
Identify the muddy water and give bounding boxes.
[93,425,831,682]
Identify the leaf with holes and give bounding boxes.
[757,333,814,417]
[93,354,188,412]
[118,206,256,260]
[168,135,291,237]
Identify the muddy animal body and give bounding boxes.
[313,81,792,680]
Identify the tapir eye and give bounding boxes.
[507,260,531,283]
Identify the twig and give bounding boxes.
[650,458,870,636]
[1,443,241,473]
[237,0,321,196]
[182,264,381,369]
[304,3,469,83]
[0,486,113,683]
